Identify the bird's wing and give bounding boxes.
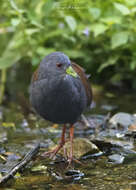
[71,62,92,106]
[31,66,40,83]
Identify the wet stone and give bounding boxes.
[128,124,136,133]
[108,154,125,164]
[0,146,5,154]
[49,166,84,181]
[0,131,7,143]
[0,164,8,173]
[123,150,136,164]
[109,112,136,129]
[130,182,136,190]
[91,138,134,151]
[75,114,105,132]
[7,153,21,161]
[40,139,55,148]
[64,169,84,180]
[59,138,100,159]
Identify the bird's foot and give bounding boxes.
[66,156,83,168]
[42,149,57,159]
[68,155,73,165]
[68,156,83,164]
[42,142,65,159]
[64,148,83,167]
[42,125,66,159]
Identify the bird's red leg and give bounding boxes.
[42,124,66,159]
[68,124,74,164]
[67,125,83,166]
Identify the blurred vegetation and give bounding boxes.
[0,0,136,103]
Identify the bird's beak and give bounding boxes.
[66,66,78,78]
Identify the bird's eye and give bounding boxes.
[56,63,62,68]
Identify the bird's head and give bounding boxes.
[40,52,78,78]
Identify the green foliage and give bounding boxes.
[0,0,136,88]
[111,32,129,49]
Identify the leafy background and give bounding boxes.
[0,0,136,102]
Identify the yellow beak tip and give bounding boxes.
[66,66,78,78]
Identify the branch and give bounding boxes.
[0,143,40,185]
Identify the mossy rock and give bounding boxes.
[59,137,100,159]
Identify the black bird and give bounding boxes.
[30,52,92,164]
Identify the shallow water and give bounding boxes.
[0,87,136,190]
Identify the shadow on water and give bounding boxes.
[0,85,136,190]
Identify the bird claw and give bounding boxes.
[42,142,65,159]
[69,157,83,164]
[66,157,83,169]
[42,150,57,159]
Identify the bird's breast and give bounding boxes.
[30,75,87,124]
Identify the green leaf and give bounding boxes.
[130,60,136,70]
[64,50,85,58]
[9,0,19,11]
[9,0,24,13]
[31,20,44,29]
[65,16,77,32]
[101,16,122,25]
[44,30,64,40]
[105,92,116,98]
[25,28,40,35]
[0,32,23,69]
[91,24,108,37]
[32,57,40,66]
[36,47,55,56]
[89,8,101,19]
[0,51,21,69]
[114,2,130,15]
[131,7,136,13]
[110,73,122,83]
[42,0,54,15]
[11,18,20,26]
[98,56,119,72]
[111,32,129,49]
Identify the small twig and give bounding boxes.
[0,143,40,185]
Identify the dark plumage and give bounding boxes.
[30,52,92,164]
